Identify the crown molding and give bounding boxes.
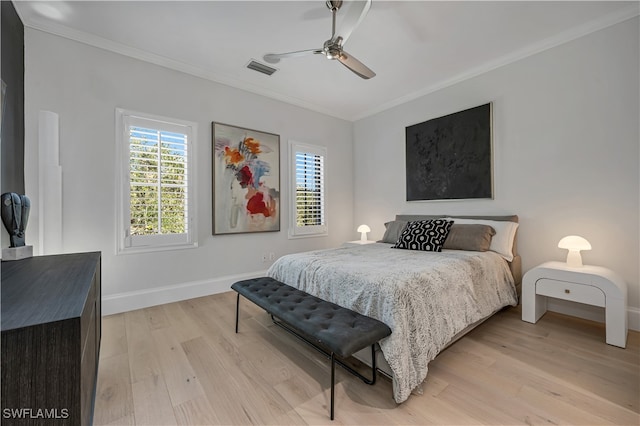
[22,18,344,120]
[20,3,639,123]
[353,3,640,121]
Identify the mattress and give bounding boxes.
[267,242,518,403]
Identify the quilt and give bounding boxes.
[267,243,518,403]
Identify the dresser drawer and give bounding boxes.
[1,252,102,424]
[536,278,605,307]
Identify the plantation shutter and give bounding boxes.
[290,142,327,237]
[129,126,188,235]
[120,112,195,250]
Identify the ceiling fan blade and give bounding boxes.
[335,0,371,45]
[337,50,375,79]
[263,49,323,64]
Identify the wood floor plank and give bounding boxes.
[516,383,617,425]
[473,324,640,412]
[124,308,164,385]
[172,396,222,426]
[434,349,522,396]
[399,391,484,425]
[197,332,309,424]
[429,362,560,425]
[93,353,134,425]
[145,304,172,330]
[94,293,640,425]
[100,414,136,426]
[162,301,204,343]
[489,355,639,424]
[418,374,449,398]
[100,313,128,359]
[293,381,397,426]
[180,336,254,425]
[151,327,206,406]
[131,374,178,425]
[434,383,523,424]
[182,336,289,425]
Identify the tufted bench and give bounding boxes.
[231,277,392,420]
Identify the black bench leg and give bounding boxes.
[370,344,377,385]
[235,293,240,333]
[330,352,335,421]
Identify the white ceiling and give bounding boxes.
[14,1,639,121]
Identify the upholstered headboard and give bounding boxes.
[395,214,522,287]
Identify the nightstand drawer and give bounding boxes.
[523,261,627,347]
[536,279,605,307]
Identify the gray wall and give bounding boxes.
[22,13,640,326]
[353,18,639,324]
[24,29,354,313]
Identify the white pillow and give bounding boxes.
[445,217,518,261]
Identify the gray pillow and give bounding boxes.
[442,224,496,251]
[380,220,408,243]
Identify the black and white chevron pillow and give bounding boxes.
[392,219,453,252]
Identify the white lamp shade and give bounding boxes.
[357,224,370,242]
[558,235,591,267]
[357,224,371,233]
[558,235,592,251]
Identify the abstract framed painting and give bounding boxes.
[212,122,280,234]
[405,103,493,201]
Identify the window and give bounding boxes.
[116,109,197,253]
[289,141,327,237]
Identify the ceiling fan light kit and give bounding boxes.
[263,0,375,79]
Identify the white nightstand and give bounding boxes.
[522,261,627,348]
[344,240,376,246]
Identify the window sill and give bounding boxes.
[117,241,198,256]
[287,232,328,240]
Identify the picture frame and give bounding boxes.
[212,122,280,234]
[405,103,493,201]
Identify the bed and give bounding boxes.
[267,214,520,403]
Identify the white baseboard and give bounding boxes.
[547,299,640,332]
[102,270,268,316]
[627,306,640,331]
[103,274,640,333]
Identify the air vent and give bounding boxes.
[246,60,277,76]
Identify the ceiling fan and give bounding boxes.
[263,0,375,79]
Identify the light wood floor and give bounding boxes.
[94,291,639,425]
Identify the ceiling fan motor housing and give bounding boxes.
[326,0,343,12]
[323,37,343,59]
[262,0,375,79]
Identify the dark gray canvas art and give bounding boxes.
[405,103,493,201]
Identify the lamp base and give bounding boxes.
[566,250,583,267]
[2,245,33,261]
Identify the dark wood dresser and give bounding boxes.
[1,252,101,426]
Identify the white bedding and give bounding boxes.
[267,243,518,403]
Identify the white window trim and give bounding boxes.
[115,108,198,254]
[288,140,328,239]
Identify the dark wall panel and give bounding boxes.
[1,0,25,194]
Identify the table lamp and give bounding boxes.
[357,224,371,242]
[558,235,591,267]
